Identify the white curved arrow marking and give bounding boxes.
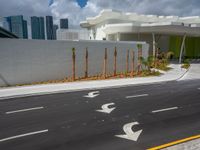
[84,91,100,98]
[96,103,116,114]
[115,122,142,141]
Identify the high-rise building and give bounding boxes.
[5,15,28,39]
[0,17,10,31]
[53,24,58,40]
[39,17,45,39]
[5,17,12,31]
[31,17,39,39]
[31,16,45,39]
[23,20,28,39]
[46,16,54,40]
[60,18,68,29]
[10,15,24,38]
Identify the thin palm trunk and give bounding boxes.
[85,48,88,78]
[103,48,107,78]
[114,47,117,76]
[126,49,129,73]
[137,47,142,74]
[131,50,134,76]
[72,48,76,81]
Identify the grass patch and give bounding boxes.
[181,63,190,69]
[154,59,171,71]
[156,65,172,71]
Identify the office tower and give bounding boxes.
[6,15,28,39]
[46,16,54,40]
[23,20,28,39]
[39,17,45,39]
[53,24,58,40]
[60,18,68,29]
[10,15,24,38]
[31,16,45,39]
[5,17,12,31]
[0,17,10,31]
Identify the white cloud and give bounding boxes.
[0,0,200,28]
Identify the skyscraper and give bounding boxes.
[0,17,10,31]
[6,15,28,39]
[53,24,58,40]
[46,16,54,40]
[39,17,45,39]
[31,16,45,39]
[23,20,28,39]
[60,18,68,29]
[5,17,12,31]
[10,15,24,38]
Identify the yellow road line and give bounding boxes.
[147,134,200,150]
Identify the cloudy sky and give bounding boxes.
[0,0,200,28]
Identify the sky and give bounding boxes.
[0,0,200,28]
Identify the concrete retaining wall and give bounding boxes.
[0,39,149,86]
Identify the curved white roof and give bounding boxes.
[80,9,200,28]
[102,23,200,36]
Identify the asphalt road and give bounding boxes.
[0,79,200,150]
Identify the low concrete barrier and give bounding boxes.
[0,39,149,86]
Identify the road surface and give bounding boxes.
[0,79,200,150]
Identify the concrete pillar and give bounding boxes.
[117,32,120,41]
[179,34,187,64]
[106,34,109,40]
[152,33,156,58]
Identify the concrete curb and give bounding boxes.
[0,65,188,100]
[0,80,168,101]
[176,65,191,81]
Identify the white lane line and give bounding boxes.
[5,107,44,114]
[151,107,178,113]
[126,94,149,99]
[0,129,48,142]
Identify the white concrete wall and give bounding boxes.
[89,22,107,40]
[57,29,90,40]
[0,39,149,86]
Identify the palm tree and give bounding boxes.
[72,48,76,81]
[147,56,154,71]
[103,48,108,78]
[131,50,135,76]
[139,57,146,71]
[114,47,117,76]
[140,56,154,71]
[126,49,129,73]
[137,44,143,73]
[85,48,88,78]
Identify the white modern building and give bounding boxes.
[56,29,90,41]
[80,9,200,61]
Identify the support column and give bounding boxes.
[117,32,120,41]
[152,33,156,58]
[179,34,187,64]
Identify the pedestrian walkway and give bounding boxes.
[163,138,200,150]
[0,64,187,100]
[179,63,200,80]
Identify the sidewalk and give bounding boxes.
[0,64,187,100]
[163,137,200,150]
[178,63,200,81]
